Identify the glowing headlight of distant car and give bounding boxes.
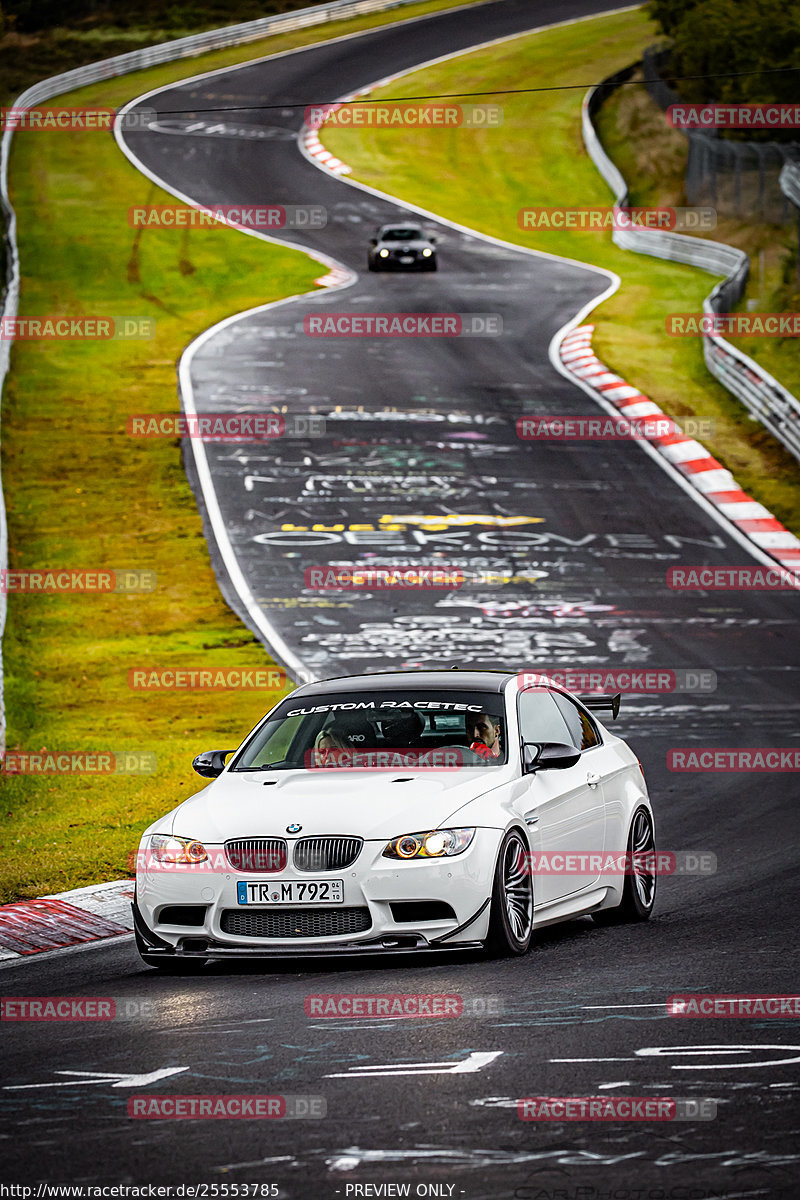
[422,248,433,257]
[379,249,389,257]
[149,834,208,864]
[382,828,475,860]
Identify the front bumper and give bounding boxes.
[371,253,435,269]
[132,899,487,959]
[134,829,499,956]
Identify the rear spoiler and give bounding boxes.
[580,693,621,721]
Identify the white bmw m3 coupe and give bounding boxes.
[133,670,656,970]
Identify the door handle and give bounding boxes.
[586,772,601,789]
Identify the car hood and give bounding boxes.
[168,768,506,843]
[379,238,431,249]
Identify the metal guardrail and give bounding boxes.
[582,69,800,467]
[642,46,799,226]
[1,0,432,110]
[781,161,800,209]
[780,162,800,286]
[0,0,457,752]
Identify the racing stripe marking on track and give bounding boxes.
[325,1050,503,1077]
[559,325,800,576]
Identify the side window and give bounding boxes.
[553,693,601,750]
[517,689,574,747]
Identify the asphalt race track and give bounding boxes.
[3,1,800,1197]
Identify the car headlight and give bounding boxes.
[379,248,389,257]
[382,828,475,860]
[422,248,433,257]
[150,834,208,864]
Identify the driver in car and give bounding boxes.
[469,711,502,760]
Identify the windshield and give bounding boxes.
[380,227,423,242]
[231,689,508,771]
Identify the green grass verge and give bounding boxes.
[0,0,488,904]
[323,6,800,530]
[596,68,800,420]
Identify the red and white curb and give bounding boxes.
[0,879,133,960]
[301,94,361,287]
[304,79,404,286]
[313,265,353,287]
[300,72,404,181]
[559,325,800,575]
[302,124,352,175]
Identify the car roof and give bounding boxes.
[290,670,514,696]
[378,223,423,232]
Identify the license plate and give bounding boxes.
[400,255,414,264]
[237,879,344,905]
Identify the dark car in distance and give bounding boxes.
[368,224,437,271]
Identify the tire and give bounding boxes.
[484,829,533,957]
[593,807,657,925]
[135,926,207,972]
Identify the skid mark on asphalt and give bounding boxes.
[213,1145,800,1174]
[215,1147,649,1173]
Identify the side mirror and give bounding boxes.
[370,238,378,245]
[429,236,436,244]
[192,749,233,778]
[523,741,581,773]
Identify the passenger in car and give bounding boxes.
[313,727,349,766]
